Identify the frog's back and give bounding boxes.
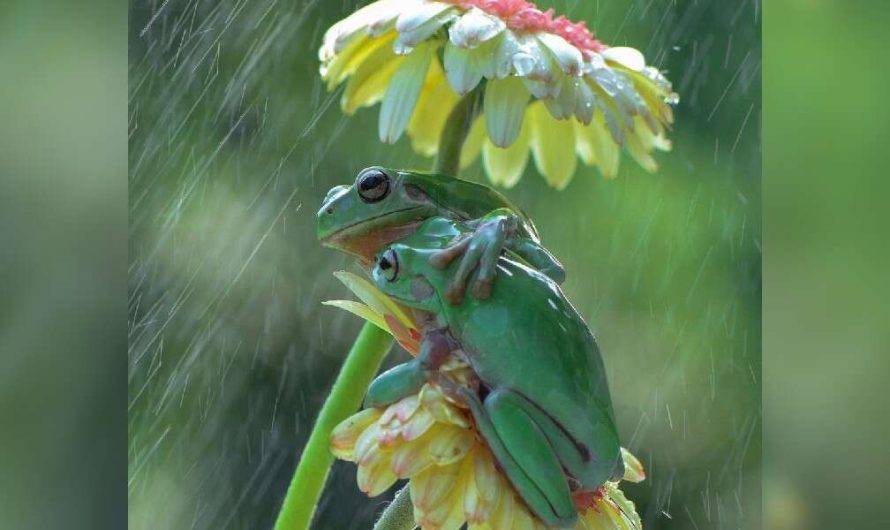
[400,170,540,241]
[442,259,620,469]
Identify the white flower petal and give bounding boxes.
[379,42,435,143]
[493,31,521,79]
[529,102,577,189]
[574,77,597,125]
[536,32,583,75]
[397,11,456,49]
[396,1,453,33]
[484,76,529,148]
[448,7,505,49]
[444,42,483,94]
[602,46,646,71]
[320,0,405,58]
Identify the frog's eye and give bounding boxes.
[378,249,399,282]
[356,167,390,203]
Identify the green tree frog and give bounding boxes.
[317,166,564,303]
[363,238,624,528]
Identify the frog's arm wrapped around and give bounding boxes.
[364,237,624,528]
[316,167,565,304]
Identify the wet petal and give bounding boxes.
[380,42,436,143]
[449,7,505,48]
[396,1,453,33]
[444,42,483,94]
[529,102,577,189]
[575,113,620,178]
[484,76,529,148]
[537,32,583,75]
[602,47,646,71]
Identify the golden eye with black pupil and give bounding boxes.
[378,249,399,282]
[356,168,390,203]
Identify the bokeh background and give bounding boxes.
[127,1,760,529]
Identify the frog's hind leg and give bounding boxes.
[456,386,578,528]
[519,399,624,490]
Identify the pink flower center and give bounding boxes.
[443,0,608,53]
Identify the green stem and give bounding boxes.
[372,486,415,530]
[434,85,484,176]
[273,323,392,530]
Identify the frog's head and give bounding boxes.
[317,167,441,261]
[371,244,447,313]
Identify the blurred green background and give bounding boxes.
[127,1,759,529]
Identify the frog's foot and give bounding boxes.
[456,386,578,528]
[364,358,427,408]
[429,217,507,304]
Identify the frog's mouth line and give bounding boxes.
[320,206,426,243]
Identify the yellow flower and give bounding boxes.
[320,0,678,189]
[325,271,647,529]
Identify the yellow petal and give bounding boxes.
[323,32,392,90]
[482,119,530,189]
[421,384,470,428]
[528,101,577,189]
[390,434,436,478]
[603,483,642,530]
[410,462,463,512]
[322,300,389,333]
[402,406,436,441]
[330,408,383,461]
[342,33,405,114]
[380,393,422,425]
[357,450,399,496]
[471,448,500,504]
[417,462,470,530]
[620,448,646,483]
[576,113,620,179]
[332,271,415,330]
[407,59,460,156]
[459,116,486,169]
[428,425,474,465]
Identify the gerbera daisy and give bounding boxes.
[320,0,678,189]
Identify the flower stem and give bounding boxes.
[434,85,484,176]
[273,323,392,530]
[372,486,415,530]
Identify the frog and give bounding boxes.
[317,166,565,304]
[363,237,624,528]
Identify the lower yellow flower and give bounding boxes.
[331,373,645,530]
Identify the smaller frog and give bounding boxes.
[364,240,624,528]
[317,166,564,303]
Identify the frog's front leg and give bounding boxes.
[455,386,578,528]
[364,328,457,408]
[429,208,565,304]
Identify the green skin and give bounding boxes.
[365,236,624,528]
[317,166,565,303]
